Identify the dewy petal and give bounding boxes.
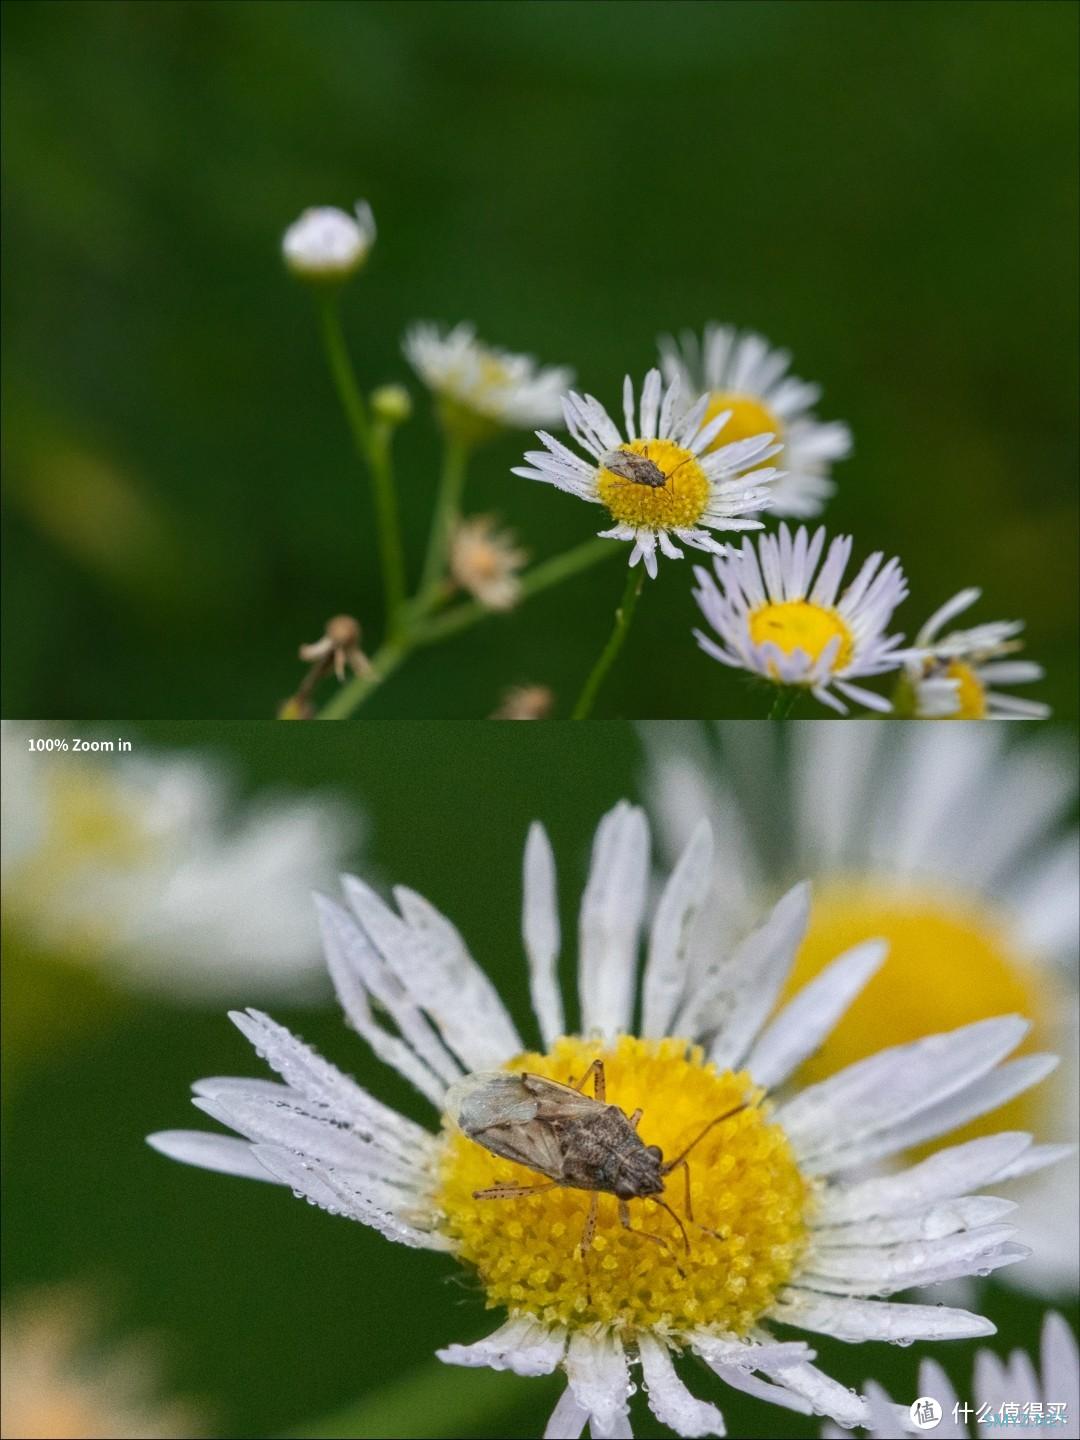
[769,1290,996,1343]
[701,1364,812,1416]
[1042,1311,1080,1429]
[637,1334,726,1437]
[800,1224,1026,1295]
[817,1132,1033,1224]
[578,803,650,1039]
[565,1330,633,1437]
[743,940,886,1090]
[777,1015,1029,1163]
[708,882,812,1070]
[146,1130,282,1182]
[754,1359,871,1430]
[641,819,715,1039]
[544,1386,591,1440]
[813,1196,1017,1248]
[523,822,565,1047]
[314,898,452,1106]
[437,1315,567,1376]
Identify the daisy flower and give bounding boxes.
[514,368,782,579]
[450,515,528,611]
[1,1287,203,1440]
[282,202,376,282]
[0,724,358,1001]
[641,722,1079,1296]
[821,1309,1079,1437]
[659,324,852,519]
[691,523,910,713]
[404,322,572,443]
[150,802,1063,1438]
[905,588,1051,720]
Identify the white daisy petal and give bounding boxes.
[565,1330,632,1437]
[1041,1311,1080,1428]
[146,1130,282,1183]
[437,1316,567,1376]
[638,1335,726,1437]
[813,1196,1017,1248]
[771,1290,995,1343]
[642,819,715,1038]
[755,1359,871,1429]
[744,940,887,1090]
[523,822,565,1047]
[578,802,650,1039]
[544,1386,591,1440]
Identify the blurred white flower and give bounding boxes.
[0,1287,202,1439]
[641,722,1080,1297]
[281,201,376,282]
[450,515,527,611]
[907,587,1051,719]
[1,725,359,1002]
[404,322,572,441]
[660,324,852,518]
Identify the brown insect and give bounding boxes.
[600,447,695,491]
[446,1059,751,1263]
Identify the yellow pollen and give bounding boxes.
[784,881,1051,1143]
[748,600,854,673]
[596,439,710,532]
[703,392,783,467]
[435,1035,810,1333]
[943,660,988,719]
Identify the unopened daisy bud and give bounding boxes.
[277,695,314,721]
[450,516,527,612]
[282,201,376,283]
[491,684,554,720]
[905,588,1050,719]
[299,614,374,683]
[370,384,413,427]
[404,322,572,444]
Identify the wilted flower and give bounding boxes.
[450,516,527,611]
[490,685,555,720]
[299,614,374,683]
[0,1287,202,1440]
[281,202,376,282]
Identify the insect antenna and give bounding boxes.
[660,1096,759,1174]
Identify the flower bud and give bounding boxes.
[371,384,413,426]
[282,202,376,283]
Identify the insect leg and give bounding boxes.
[578,1191,599,1258]
[472,1181,558,1200]
[653,1196,692,1255]
[572,1058,606,1102]
[627,1107,643,1130]
[660,1098,756,1174]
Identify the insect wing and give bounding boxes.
[447,1071,601,1181]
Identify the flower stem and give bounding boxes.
[318,296,408,638]
[416,433,469,611]
[768,686,802,719]
[315,641,409,720]
[312,538,616,718]
[571,565,645,720]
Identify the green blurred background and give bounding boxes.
[2,0,1077,719]
[3,720,1077,1439]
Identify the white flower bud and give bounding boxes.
[371,384,413,426]
[282,201,376,282]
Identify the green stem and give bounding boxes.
[768,686,802,719]
[416,434,469,610]
[415,536,616,647]
[318,296,407,637]
[313,538,617,718]
[571,565,645,720]
[316,641,409,720]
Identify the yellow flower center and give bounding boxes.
[785,881,1049,1142]
[943,660,988,719]
[436,1035,810,1333]
[748,600,854,674]
[703,392,783,467]
[595,439,711,532]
